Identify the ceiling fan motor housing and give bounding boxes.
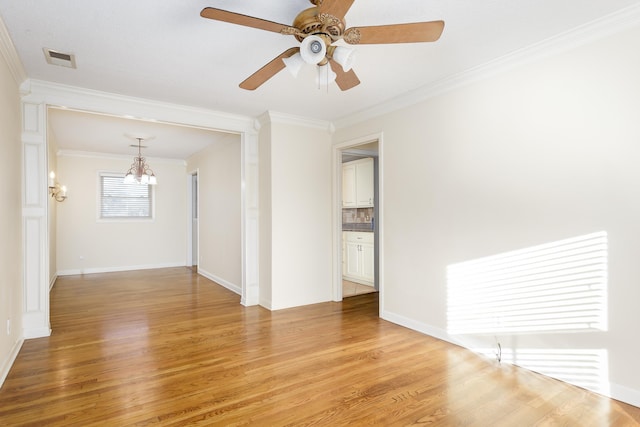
[292,7,345,42]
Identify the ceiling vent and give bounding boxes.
[43,48,76,68]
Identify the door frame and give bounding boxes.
[332,132,384,315]
[186,170,199,269]
[20,82,261,339]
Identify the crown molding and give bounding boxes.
[258,110,334,133]
[57,149,186,165]
[334,3,640,130]
[20,79,255,134]
[0,15,27,86]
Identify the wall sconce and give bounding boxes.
[48,171,67,202]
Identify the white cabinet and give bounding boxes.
[342,163,357,208]
[342,158,374,208]
[355,158,374,207]
[342,232,374,286]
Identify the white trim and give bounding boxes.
[382,308,640,409]
[49,273,57,291]
[240,131,259,307]
[186,169,199,269]
[610,382,640,409]
[334,3,640,130]
[0,339,24,389]
[0,15,27,85]
[259,297,273,311]
[20,79,255,133]
[382,309,458,346]
[332,132,384,308]
[20,81,260,345]
[341,275,373,286]
[57,262,186,276]
[198,268,242,296]
[21,101,50,340]
[57,149,185,165]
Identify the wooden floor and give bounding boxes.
[1,268,639,426]
[342,279,377,297]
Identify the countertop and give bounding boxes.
[342,223,374,232]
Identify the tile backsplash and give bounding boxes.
[342,207,374,225]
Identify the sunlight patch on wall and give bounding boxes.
[447,231,608,335]
[474,347,610,396]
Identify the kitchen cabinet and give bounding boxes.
[343,231,374,286]
[342,163,357,208]
[342,158,374,208]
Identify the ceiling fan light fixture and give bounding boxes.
[300,35,326,64]
[331,46,356,71]
[200,4,444,91]
[316,63,336,86]
[282,52,305,77]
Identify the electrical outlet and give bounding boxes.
[6,319,11,335]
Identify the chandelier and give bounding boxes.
[124,137,157,185]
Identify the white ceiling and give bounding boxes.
[2,0,640,159]
[47,108,235,160]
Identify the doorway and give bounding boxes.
[336,136,382,303]
[188,171,199,271]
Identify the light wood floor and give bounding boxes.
[1,268,639,426]
[342,279,377,297]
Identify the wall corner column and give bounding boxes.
[241,130,259,306]
[21,100,51,338]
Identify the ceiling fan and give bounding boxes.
[200,0,444,91]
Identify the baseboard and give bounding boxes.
[258,297,273,310]
[0,338,24,389]
[382,308,640,409]
[197,268,241,295]
[610,382,640,408]
[342,275,374,287]
[49,273,58,291]
[57,262,186,276]
[381,309,461,347]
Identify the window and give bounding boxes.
[99,173,153,219]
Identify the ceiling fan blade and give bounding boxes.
[239,48,299,90]
[318,0,356,21]
[200,7,297,35]
[344,20,445,44]
[329,60,360,91]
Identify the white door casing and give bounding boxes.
[20,80,260,339]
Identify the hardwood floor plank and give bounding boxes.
[0,267,638,426]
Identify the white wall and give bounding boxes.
[334,25,640,405]
[186,134,242,292]
[0,38,23,385]
[56,153,188,274]
[260,115,333,310]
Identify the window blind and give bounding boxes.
[100,174,152,219]
[447,231,608,335]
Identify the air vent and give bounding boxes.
[43,48,76,68]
